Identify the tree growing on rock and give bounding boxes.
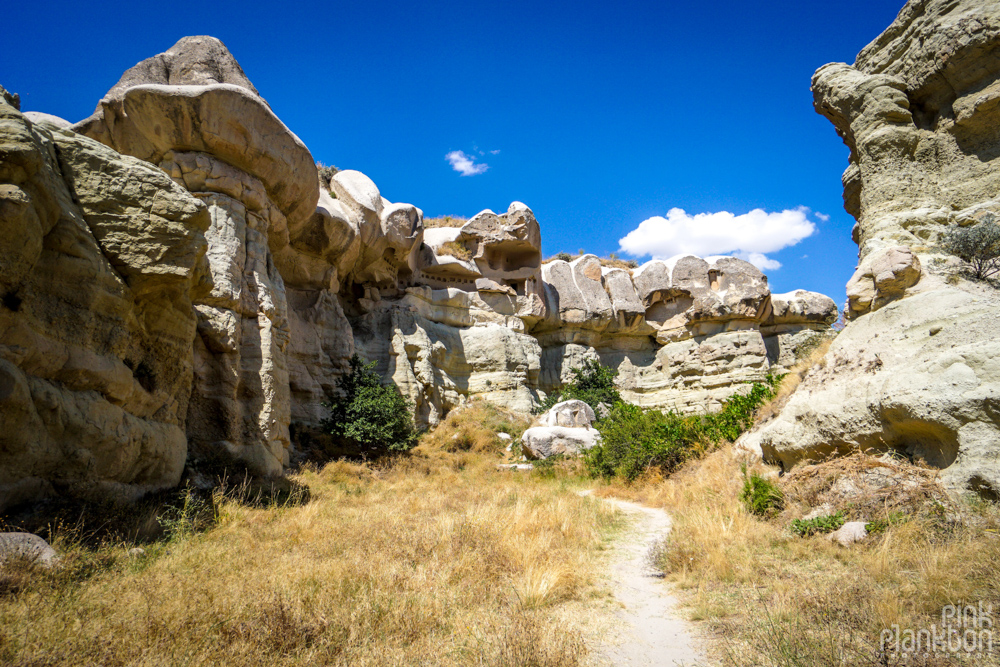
[939,219,1000,281]
[324,354,418,457]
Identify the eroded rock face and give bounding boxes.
[73,37,321,477]
[532,254,827,414]
[1,34,838,505]
[742,0,1000,496]
[0,99,208,510]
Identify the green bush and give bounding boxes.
[938,219,1000,280]
[740,467,784,517]
[864,512,907,535]
[324,354,418,457]
[538,359,623,413]
[584,376,780,482]
[791,511,845,537]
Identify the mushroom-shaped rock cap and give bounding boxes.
[381,202,424,259]
[332,170,383,218]
[23,112,71,129]
[633,255,770,321]
[85,36,263,116]
[765,290,838,326]
[461,202,541,251]
[84,83,317,229]
[540,255,614,328]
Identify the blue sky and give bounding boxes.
[3,0,906,302]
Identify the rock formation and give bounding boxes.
[521,400,602,459]
[0,36,836,510]
[740,0,1000,496]
[0,96,208,509]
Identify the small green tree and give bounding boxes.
[538,358,622,413]
[939,219,1000,280]
[324,354,417,457]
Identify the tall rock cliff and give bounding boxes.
[0,37,836,510]
[0,93,209,510]
[741,0,1000,497]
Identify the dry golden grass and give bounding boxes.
[436,241,473,262]
[541,253,638,270]
[0,428,620,666]
[424,215,468,229]
[598,447,1000,666]
[419,400,531,456]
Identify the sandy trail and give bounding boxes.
[585,492,708,666]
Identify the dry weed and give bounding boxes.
[437,241,473,261]
[424,215,468,229]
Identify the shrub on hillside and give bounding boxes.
[790,511,845,537]
[538,359,622,413]
[316,162,338,192]
[740,467,784,517]
[584,376,780,482]
[938,218,1000,280]
[324,354,417,457]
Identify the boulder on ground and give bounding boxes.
[828,521,868,547]
[521,426,601,460]
[0,533,58,567]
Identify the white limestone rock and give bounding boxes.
[538,400,596,428]
[521,426,601,460]
[0,533,59,567]
[747,0,1000,496]
[828,522,868,547]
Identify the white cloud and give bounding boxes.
[618,206,818,271]
[738,252,783,271]
[489,149,501,155]
[816,212,830,222]
[445,150,488,176]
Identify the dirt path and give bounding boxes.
[585,492,709,666]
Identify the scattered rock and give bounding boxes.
[0,533,58,567]
[828,521,868,547]
[496,463,534,471]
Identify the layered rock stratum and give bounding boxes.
[740,0,1000,497]
[1,37,835,510]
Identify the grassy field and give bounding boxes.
[0,404,621,667]
[4,393,1000,666]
